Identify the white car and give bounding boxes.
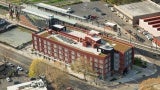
[6,77,11,82]
[7,63,14,67]
[17,66,23,71]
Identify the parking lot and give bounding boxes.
[0,75,29,90]
[63,1,112,25]
[0,57,29,90]
[63,1,153,46]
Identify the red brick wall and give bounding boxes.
[32,33,111,79]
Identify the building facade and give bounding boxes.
[32,25,134,79]
[114,0,160,25]
[32,33,111,79]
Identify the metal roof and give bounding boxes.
[35,3,86,20]
[115,1,160,17]
[35,3,68,13]
[22,6,53,19]
[22,5,77,25]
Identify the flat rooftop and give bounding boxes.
[115,0,160,18]
[21,5,77,25]
[39,30,102,55]
[7,79,47,90]
[39,27,133,54]
[103,37,133,53]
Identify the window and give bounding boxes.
[99,69,102,73]
[59,55,63,59]
[77,53,80,57]
[94,68,98,72]
[34,46,38,50]
[129,50,132,54]
[44,48,47,53]
[54,53,58,57]
[106,68,108,72]
[71,51,75,55]
[65,57,68,61]
[99,60,103,64]
[84,55,87,59]
[71,55,75,60]
[54,49,58,53]
[34,37,37,41]
[105,64,108,68]
[59,50,62,54]
[48,50,51,55]
[59,46,62,50]
[65,53,68,57]
[48,46,51,51]
[108,66,111,71]
[47,41,51,46]
[94,58,98,63]
[44,45,47,49]
[99,64,103,69]
[94,63,98,67]
[43,40,47,45]
[54,44,57,48]
[65,48,68,52]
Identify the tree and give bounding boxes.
[139,78,160,90]
[28,59,69,90]
[71,57,97,81]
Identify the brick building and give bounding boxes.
[32,25,134,79]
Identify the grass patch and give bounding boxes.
[134,57,147,68]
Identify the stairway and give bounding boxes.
[19,15,37,31]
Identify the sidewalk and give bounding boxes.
[21,45,157,86]
[107,54,157,85]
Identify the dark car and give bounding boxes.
[93,7,101,12]
[14,81,21,85]
[134,34,145,42]
[30,77,36,81]
[101,13,106,16]
[128,30,132,34]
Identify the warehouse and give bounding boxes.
[114,0,160,25]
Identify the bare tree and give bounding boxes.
[28,59,69,90]
[71,57,97,81]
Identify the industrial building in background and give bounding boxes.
[114,0,160,25]
[32,24,134,80]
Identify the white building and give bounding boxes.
[7,79,47,90]
[139,15,160,37]
[114,0,160,25]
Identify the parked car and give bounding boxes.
[67,7,74,13]
[93,7,101,12]
[14,81,21,85]
[101,13,106,16]
[17,66,23,71]
[134,34,145,42]
[25,70,29,74]
[127,30,132,34]
[6,77,12,82]
[30,77,36,81]
[7,62,14,67]
[142,31,149,35]
[145,34,153,40]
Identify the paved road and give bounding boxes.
[0,44,106,90]
[0,45,31,68]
